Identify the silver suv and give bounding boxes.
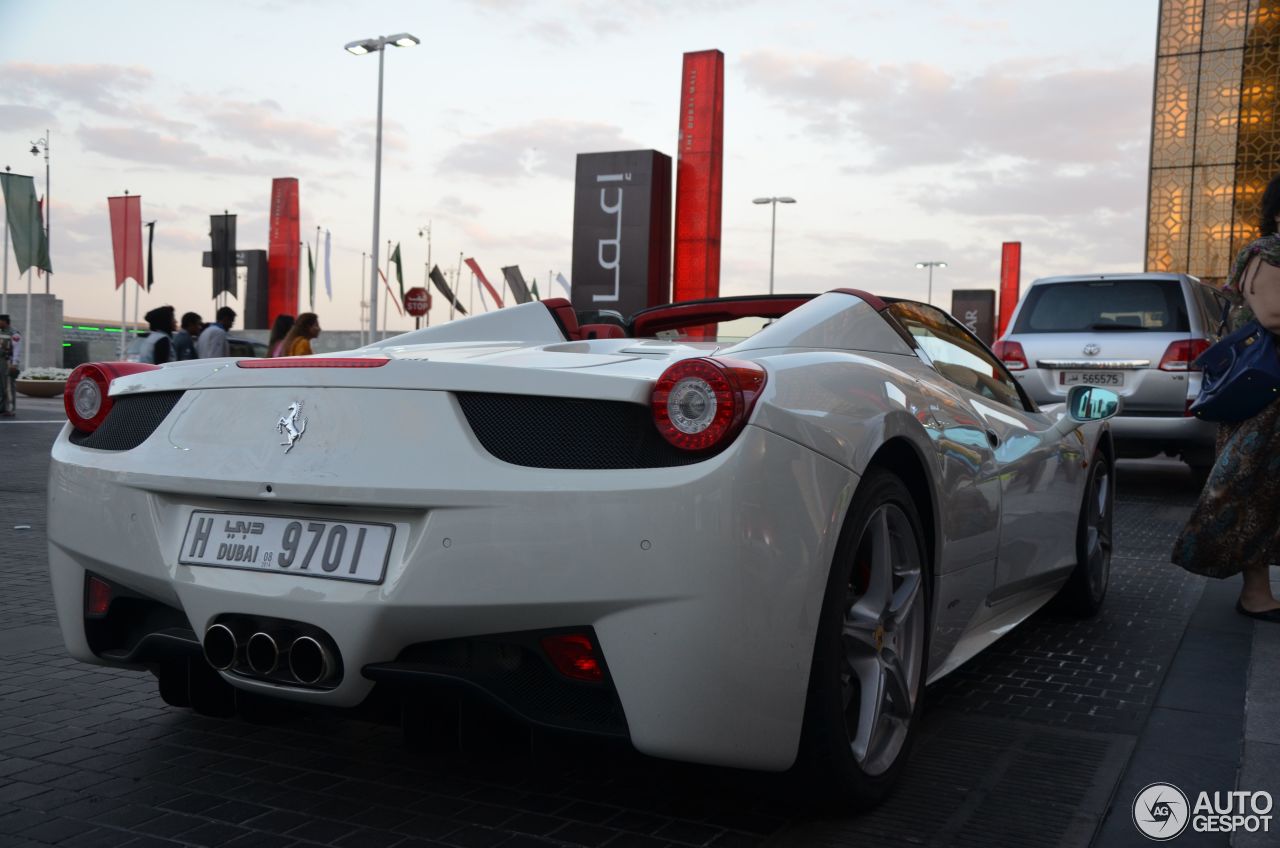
[994,273,1227,471]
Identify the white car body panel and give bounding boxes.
[47,292,1110,771]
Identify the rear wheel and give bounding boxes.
[1058,450,1113,617]
[799,468,929,809]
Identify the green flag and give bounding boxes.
[0,173,51,274]
[390,242,404,301]
[307,243,316,310]
[531,279,540,301]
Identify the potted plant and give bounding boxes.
[16,367,73,399]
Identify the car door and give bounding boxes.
[888,302,1081,591]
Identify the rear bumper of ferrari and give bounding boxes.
[47,394,856,771]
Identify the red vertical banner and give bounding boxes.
[673,49,724,304]
[998,241,1021,337]
[107,195,143,289]
[464,258,504,308]
[267,178,300,322]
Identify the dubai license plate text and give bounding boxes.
[179,511,394,584]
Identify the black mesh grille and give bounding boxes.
[69,391,184,451]
[385,634,628,736]
[456,392,715,469]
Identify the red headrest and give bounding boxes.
[542,298,580,339]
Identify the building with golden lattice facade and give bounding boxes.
[1146,0,1280,283]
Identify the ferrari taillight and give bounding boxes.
[85,574,113,618]
[651,357,766,451]
[992,340,1028,371]
[540,633,603,682]
[64,362,160,433]
[1159,339,1211,372]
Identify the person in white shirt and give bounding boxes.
[195,306,236,359]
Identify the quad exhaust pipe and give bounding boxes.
[203,623,338,685]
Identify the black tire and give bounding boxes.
[1058,449,1114,617]
[797,467,930,810]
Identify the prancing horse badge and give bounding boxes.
[276,401,307,453]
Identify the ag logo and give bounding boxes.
[1134,782,1190,840]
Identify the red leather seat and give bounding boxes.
[579,324,626,340]
[541,298,580,339]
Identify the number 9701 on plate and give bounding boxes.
[179,510,395,584]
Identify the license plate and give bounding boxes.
[1059,371,1124,387]
[179,511,394,584]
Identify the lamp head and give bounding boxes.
[777,197,796,204]
[29,145,39,156]
[915,262,926,269]
[752,198,771,205]
[389,33,420,47]
[344,39,373,55]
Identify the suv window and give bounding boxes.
[1012,279,1190,333]
[889,302,1027,411]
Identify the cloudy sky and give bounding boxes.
[0,0,1157,333]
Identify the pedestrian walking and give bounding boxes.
[174,312,203,361]
[0,314,19,418]
[127,306,178,365]
[1173,174,1280,620]
[195,306,236,359]
[281,312,320,357]
[267,314,295,357]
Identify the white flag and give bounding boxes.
[554,272,571,298]
[323,230,332,300]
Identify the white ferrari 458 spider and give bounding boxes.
[48,289,1117,805]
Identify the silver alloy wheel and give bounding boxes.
[840,503,926,776]
[1084,460,1113,599]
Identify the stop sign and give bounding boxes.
[404,287,431,317]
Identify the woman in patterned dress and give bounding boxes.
[1173,175,1280,620]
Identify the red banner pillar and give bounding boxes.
[267,178,300,325]
[673,50,724,303]
[998,241,1021,338]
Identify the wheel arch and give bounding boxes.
[863,437,938,587]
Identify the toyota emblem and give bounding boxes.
[1083,343,1101,356]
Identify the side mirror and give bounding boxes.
[1068,385,1120,422]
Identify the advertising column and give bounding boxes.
[998,241,1021,338]
[672,49,724,303]
[570,150,672,317]
[267,178,300,326]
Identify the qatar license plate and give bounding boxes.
[1059,371,1124,387]
[179,511,394,584]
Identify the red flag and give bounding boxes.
[108,195,143,289]
[377,268,405,315]
[464,258,504,308]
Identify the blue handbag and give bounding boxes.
[1190,314,1280,423]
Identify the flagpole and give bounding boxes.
[448,269,456,322]
[25,189,33,367]
[2,167,9,316]
[360,252,367,346]
[383,240,390,339]
[461,253,470,317]
[313,226,320,311]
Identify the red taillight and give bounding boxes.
[1159,339,1211,372]
[651,357,766,451]
[86,575,113,618]
[64,362,160,433]
[540,633,603,682]
[992,340,1028,371]
[236,357,390,368]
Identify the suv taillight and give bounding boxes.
[1158,339,1211,372]
[64,362,160,433]
[992,340,1028,371]
[651,357,766,450]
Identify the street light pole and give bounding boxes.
[346,32,418,342]
[752,196,796,295]
[914,260,947,305]
[30,132,49,295]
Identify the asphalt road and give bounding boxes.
[0,409,1267,848]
